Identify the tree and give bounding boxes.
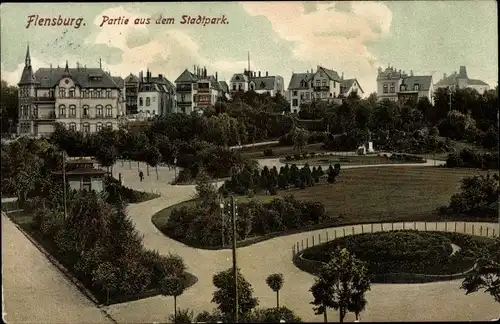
[168,308,195,324]
[310,248,371,323]
[461,236,500,303]
[159,276,186,323]
[212,267,259,319]
[292,127,309,152]
[266,273,284,308]
[95,145,118,175]
[195,168,218,205]
[1,80,18,134]
[91,261,120,305]
[144,146,163,179]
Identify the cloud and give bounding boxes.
[241,1,393,93]
[84,6,260,81]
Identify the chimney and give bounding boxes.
[193,65,196,73]
[258,71,261,77]
[341,72,344,80]
[410,70,414,76]
[216,72,218,81]
[444,73,447,79]
[266,71,268,77]
[159,73,163,79]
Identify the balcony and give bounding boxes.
[313,86,330,92]
[33,96,56,103]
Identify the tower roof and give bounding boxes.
[18,44,39,85]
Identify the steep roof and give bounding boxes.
[33,67,120,88]
[319,66,342,82]
[230,73,249,83]
[341,78,364,94]
[249,76,276,90]
[468,78,489,86]
[124,73,139,83]
[175,69,197,83]
[401,75,433,91]
[288,72,314,89]
[435,69,489,87]
[218,81,229,93]
[112,76,124,88]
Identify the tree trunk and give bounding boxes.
[121,160,124,167]
[146,165,149,176]
[323,307,328,323]
[156,166,159,180]
[111,165,114,177]
[339,307,345,323]
[355,312,359,321]
[129,160,131,169]
[174,296,177,323]
[137,161,139,172]
[276,290,280,308]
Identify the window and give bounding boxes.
[306,93,310,100]
[101,90,106,98]
[146,97,150,106]
[59,105,66,117]
[152,97,156,102]
[390,83,395,93]
[238,83,242,91]
[139,97,143,106]
[82,105,89,117]
[383,84,388,93]
[96,89,102,98]
[400,84,407,91]
[69,122,77,131]
[59,88,66,98]
[106,89,112,98]
[293,91,298,96]
[96,122,103,132]
[181,95,185,102]
[322,80,327,87]
[69,87,75,98]
[82,122,90,133]
[84,89,89,98]
[232,84,236,91]
[96,105,103,117]
[292,99,298,107]
[105,105,112,117]
[33,105,38,118]
[413,84,420,91]
[82,177,91,192]
[20,106,24,117]
[106,122,112,129]
[69,105,76,117]
[316,80,320,86]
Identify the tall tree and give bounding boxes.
[1,80,18,134]
[310,248,371,323]
[266,273,285,308]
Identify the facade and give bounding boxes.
[137,70,176,116]
[124,73,140,115]
[376,65,434,105]
[175,65,228,114]
[288,66,358,113]
[434,66,490,93]
[229,70,285,97]
[17,46,123,137]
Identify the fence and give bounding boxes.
[291,221,498,283]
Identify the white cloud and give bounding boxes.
[241,1,393,94]
[85,6,259,81]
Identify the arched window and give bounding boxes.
[146,97,150,106]
[106,89,112,98]
[105,122,112,129]
[82,122,90,133]
[105,105,113,117]
[69,122,77,131]
[96,105,103,117]
[59,88,66,98]
[139,97,143,106]
[69,105,76,117]
[96,122,103,132]
[89,89,94,98]
[413,84,420,91]
[383,84,388,93]
[69,87,75,98]
[82,105,90,117]
[58,105,66,117]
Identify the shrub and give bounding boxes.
[294,154,301,160]
[299,182,306,190]
[284,155,292,161]
[446,149,498,169]
[263,148,274,157]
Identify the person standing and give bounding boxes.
[139,170,144,182]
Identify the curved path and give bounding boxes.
[106,159,499,323]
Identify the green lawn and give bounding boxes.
[283,154,424,166]
[153,167,497,239]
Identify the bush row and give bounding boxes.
[161,195,329,248]
[105,176,159,204]
[446,148,499,170]
[389,153,427,163]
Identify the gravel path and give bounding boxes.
[105,161,499,323]
[1,212,113,324]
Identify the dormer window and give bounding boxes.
[69,87,75,98]
[59,88,66,98]
[235,76,240,81]
[413,84,420,91]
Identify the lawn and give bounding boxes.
[282,154,424,166]
[153,167,497,244]
[239,143,328,160]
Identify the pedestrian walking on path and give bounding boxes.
[139,170,144,182]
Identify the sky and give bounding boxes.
[1,1,498,95]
